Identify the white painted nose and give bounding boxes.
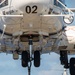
[12,0,54,14]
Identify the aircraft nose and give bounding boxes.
[12,0,53,14]
[13,1,42,14]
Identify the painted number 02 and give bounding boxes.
[25,5,37,14]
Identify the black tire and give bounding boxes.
[34,51,40,67]
[21,51,28,67]
[69,58,75,75]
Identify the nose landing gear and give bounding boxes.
[21,36,40,75]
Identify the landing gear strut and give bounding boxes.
[28,61,32,75]
[60,50,69,69]
[60,50,69,75]
[63,68,68,75]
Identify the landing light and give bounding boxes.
[63,16,74,24]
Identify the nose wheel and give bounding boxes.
[22,51,29,67]
[34,51,40,67]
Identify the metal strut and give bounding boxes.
[28,61,32,75]
[63,68,68,75]
[28,36,33,75]
[28,36,33,62]
[29,38,33,60]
